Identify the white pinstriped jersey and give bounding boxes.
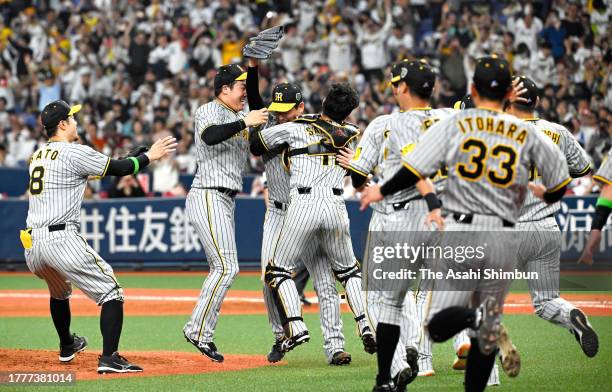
[349,114,390,177]
[593,149,612,185]
[519,119,591,221]
[349,114,390,213]
[262,116,291,204]
[259,120,359,189]
[403,108,571,223]
[26,142,110,228]
[192,99,248,191]
[381,108,454,205]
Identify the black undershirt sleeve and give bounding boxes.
[249,127,267,156]
[201,120,247,145]
[105,154,150,176]
[592,204,612,230]
[247,66,265,110]
[380,166,420,196]
[351,171,368,189]
[543,185,567,204]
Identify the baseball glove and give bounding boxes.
[126,145,149,158]
[242,25,284,59]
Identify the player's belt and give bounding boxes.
[272,200,288,211]
[210,187,238,198]
[392,195,423,211]
[297,187,343,196]
[48,224,66,232]
[452,213,515,228]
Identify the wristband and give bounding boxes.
[596,197,612,209]
[424,192,442,212]
[128,157,139,175]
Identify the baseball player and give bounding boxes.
[183,64,268,362]
[361,56,571,391]
[245,59,351,365]
[250,83,376,356]
[340,60,455,391]
[21,100,176,373]
[507,76,598,358]
[579,149,612,264]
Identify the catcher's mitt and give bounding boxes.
[242,25,284,59]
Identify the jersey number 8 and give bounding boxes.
[29,166,45,195]
[456,138,517,187]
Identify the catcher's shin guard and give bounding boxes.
[333,263,369,332]
[264,263,305,337]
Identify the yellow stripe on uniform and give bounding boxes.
[574,164,592,177]
[258,131,270,152]
[101,157,111,177]
[547,177,572,193]
[401,162,424,179]
[197,190,228,342]
[593,175,612,186]
[347,165,369,178]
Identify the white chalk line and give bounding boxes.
[0,292,611,309]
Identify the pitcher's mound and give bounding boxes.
[0,349,279,380]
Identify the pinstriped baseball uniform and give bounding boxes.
[259,119,371,339]
[350,114,413,375]
[261,144,346,362]
[349,114,390,215]
[593,150,612,184]
[402,108,570,324]
[184,99,249,344]
[517,118,591,329]
[25,142,123,305]
[378,109,454,341]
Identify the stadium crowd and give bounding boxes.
[0,0,609,197]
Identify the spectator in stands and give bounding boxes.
[514,5,543,54]
[109,175,146,198]
[541,9,567,61]
[37,70,61,111]
[0,0,608,198]
[0,143,10,167]
[328,23,354,75]
[356,1,393,82]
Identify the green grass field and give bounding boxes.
[0,273,610,391]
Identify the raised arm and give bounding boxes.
[246,58,265,110]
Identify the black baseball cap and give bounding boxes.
[268,83,303,112]
[473,55,512,100]
[389,59,436,97]
[514,75,539,108]
[41,100,82,130]
[214,64,247,91]
[453,94,475,110]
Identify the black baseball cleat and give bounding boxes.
[59,334,88,362]
[280,331,310,353]
[570,308,599,357]
[372,380,397,392]
[329,351,352,365]
[267,339,286,363]
[361,326,377,354]
[393,367,413,392]
[404,347,419,385]
[476,296,501,355]
[97,352,143,374]
[184,334,224,362]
